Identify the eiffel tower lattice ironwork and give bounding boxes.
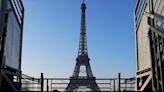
[65,0,100,91]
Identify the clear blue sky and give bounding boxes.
[22,0,137,78]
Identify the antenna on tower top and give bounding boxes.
[83,0,85,3]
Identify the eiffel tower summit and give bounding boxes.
[66,0,100,91]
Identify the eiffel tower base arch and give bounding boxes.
[65,77,100,91]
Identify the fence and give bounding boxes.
[20,73,135,91]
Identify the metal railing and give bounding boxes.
[134,0,148,30]
[20,73,136,91]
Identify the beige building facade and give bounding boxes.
[135,0,164,91]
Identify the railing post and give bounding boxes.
[47,79,49,92]
[113,79,115,91]
[41,73,44,92]
[117,73,121,91]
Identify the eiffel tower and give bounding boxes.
[65,0,100,91]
